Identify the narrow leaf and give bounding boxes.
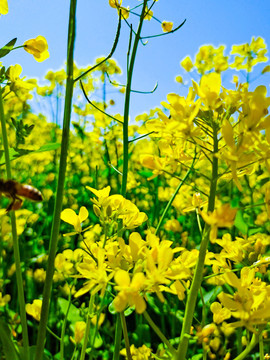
[0,38,17,58]
[0,320,20,360]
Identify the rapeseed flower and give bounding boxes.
[230,37,268,71]
[200,204,237,242]
[0,0,8,15]
[24,36,49,62]
[0,292,11,306]
[61,206,89,236]
[26,299,42,321]
[193,72,222,109]
[161,21,173,32]
[70,321,86,344]
[218,268,270,332]
[113,270,146,313]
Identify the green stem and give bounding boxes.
[155,156,196,235]
[143,311,176,356]
[60,285,73,360]
[121,0,148,197]
[79,293,95,360]
[0,86,29,360]
[175,123,219,360]
[34,1,77,358]
[120,312,132,360]
[233,333,259,360]
[112,314,122,360]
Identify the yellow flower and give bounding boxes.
[193,72,222,109]
[70,321,86,344]
[120,344,152,359]
[26,299,42,321]
[210,302,231,324]
[164,219,182,232]
[108,0,122,8]
[61,206,89,236]
[230,37,268,71]
[0,292,11,306]
[0,0,8,15]
[161,21,173,32]
[113,270,146,314]
[200,204,237,242]
[24,36,49,62]
[218,268,270,332]
[181,56,193,72]
[144,7,153,21]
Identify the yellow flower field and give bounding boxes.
[1,1,270,360]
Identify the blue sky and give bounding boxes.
[1,0,270,121]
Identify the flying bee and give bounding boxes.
[0,179,43,212]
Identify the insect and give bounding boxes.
[0,179,43,212]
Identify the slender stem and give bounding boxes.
[121,0,148,197]
[175,123,219,360]
[120,312,132,360]
[259,331,264,360]
[79,293,95,360]
[233,333,259,360]
[155,154,196,235]
[0,86,29,360]
[34,1,77,358]
[143,311,176,356]
[112,313,122,360]
[60,285,73,360]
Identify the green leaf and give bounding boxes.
[35,143,61,153]
[234,211,248,235]
[0,143,60,165]
[18,345,51,360]
[191,355,203,360]
[0,38,17,58]
[57,297,83,324]
[0,320,20,360]
[92,331,103,349]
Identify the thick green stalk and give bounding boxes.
[175,123,219,360]
[34,1,77,358]
[0,87,29,360]
[121,0,147,197]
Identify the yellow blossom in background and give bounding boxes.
[194,45,229,74]
[175,75,183,84]
[230,36,268,71]
[24,36,49,62]
[164,219,182,232]
[0,292,11,306]
[120,344,152,360]
[0,0,8,15]
[181,56,193,72]
[108,0,122,8]
[144,7,153,21]
[25,299,42,321]
[70,321,86,344]
[265,183,270,218]
[200,204,237,242]
[161,21,173,33]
